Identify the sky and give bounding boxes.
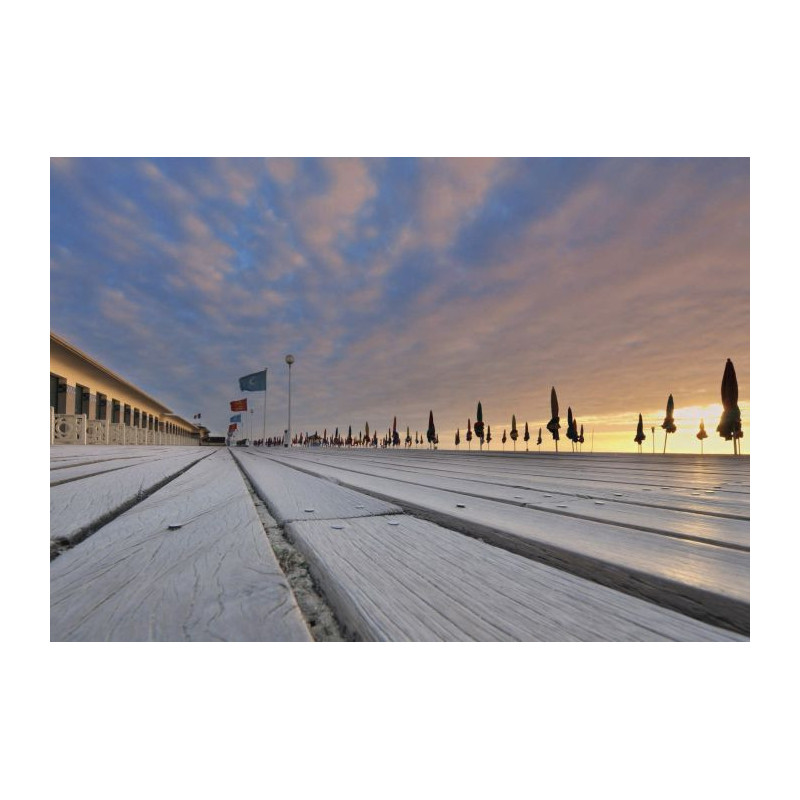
[50,157,749,452]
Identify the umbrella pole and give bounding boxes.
[663,431,667,454]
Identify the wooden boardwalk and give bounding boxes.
[51,445,749,641]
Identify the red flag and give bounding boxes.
[230,399,247,412]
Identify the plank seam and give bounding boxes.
[266,456,750,636]
[230,454,347,641]
[49,452,213,561]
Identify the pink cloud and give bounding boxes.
[415,158,508,249]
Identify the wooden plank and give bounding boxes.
[283,451,749,550]
[267,452,750,635]
[50,449,211,548]
[50,444,191,467]
[51,449,311,641]
[321,451,750,517]
[287,515,746,642]
[51,449,204,486]
[231,450,401,523]
[324,449,751,485]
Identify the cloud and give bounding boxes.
[415,157,508,250]
[266,157,297,185]
[291,158,377,273]
[50,158,748,446]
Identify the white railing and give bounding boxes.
[52,413,88,445]
[109,422,127,444]
[51,410,198,446]
[86,418,109,445]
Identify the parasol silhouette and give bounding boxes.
[697,419,708,454]
[474,401,485,449]
[661,394,676,453]
[566,406,578,452]
[546,387,561,452]
[634,413,646,453]
[716,358,743,454]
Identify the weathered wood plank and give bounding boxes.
[50,449,311,641]
[51,449,205,486]
[49,445,186,466]
[283,452,749,550]
[315,451,749,517]
[231,450,401,523]
[267,452,750,634]
[50,449,211,547]
[287,515,745,642]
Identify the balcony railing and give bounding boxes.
[51,409,199,446]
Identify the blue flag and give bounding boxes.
[239,370,267,392]
[230,413,242,423]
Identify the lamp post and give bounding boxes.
[285,354,294,447]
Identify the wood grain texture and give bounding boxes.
[231,450,401,523]
[51,449,311,641]
[50,449,211,546]
[287,515,745,642]
[291,450,750,518]
[50,449,205,486]
[267,451,750,634]
[281,452,749,550]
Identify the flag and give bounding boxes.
[231,399,247,412]
[230,414,242,423]
[239,370,267,392]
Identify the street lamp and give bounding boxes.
[285,354,294,446]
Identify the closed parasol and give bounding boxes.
[547,386,561,451]
[697,419,708,454]
[634,413,645,451]
[717,358,742,454]
[661,394,676,453]
[566,406,578,450]
[474,401,485,448]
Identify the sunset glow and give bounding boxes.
[50,158,749,451]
